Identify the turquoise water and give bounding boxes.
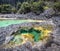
[0,20,29,27]
[0,20,45,27]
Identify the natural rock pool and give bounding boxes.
[0,20,55,49]
[5,26,52,48]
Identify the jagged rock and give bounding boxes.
[44,8,55,16]
[46,43,60,51]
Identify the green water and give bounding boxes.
[13,28,42,42]
[0,20,29,27]
[0,20,46,27]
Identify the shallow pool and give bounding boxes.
[0,20,46,27]
[0,20,29,27]
[1,20,55,48]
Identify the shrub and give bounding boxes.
[1,4,12,14]
[0,5,2,13]
[11,7,17,14]
[31,1,45,15]
[18,2,31,14]
[53,2,60,12]
[27,0,34,4]
[17,2,21,10]
[31,2,39,14]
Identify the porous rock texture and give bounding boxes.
[0,8,60,50]
[0,19,60,51]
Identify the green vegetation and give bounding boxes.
[0,0,60,14]
[18,1,45,14]
[31,1,45,14]
[17,2,21,10]
[53,2,60,12]
[0,5,2,13]
[18,2,31,14]
[0,4,17,14]
[11,7,17,13]
[1,4,12,14]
